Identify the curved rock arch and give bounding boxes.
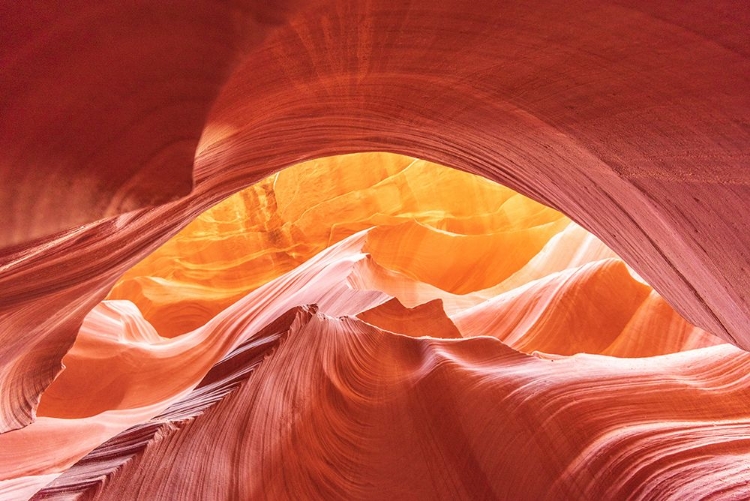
[0,0,748,435]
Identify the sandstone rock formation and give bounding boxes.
[3,154,744,499]
[1,1,749,498]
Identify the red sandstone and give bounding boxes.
[1,1,749,499]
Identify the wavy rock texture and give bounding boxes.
[0,231,387,498]
[33,305,306,501]
[1,1,749,499]
[451,259,725,357]
[108,155,566,336]
[1,0,749,435]
[35,310,750,500]
[3,155,740,500]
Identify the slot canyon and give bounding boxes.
[1,2,749,500]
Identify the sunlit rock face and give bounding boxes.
[108,154,569,336]
[4,153,747,500]
[1,1,749,499]
[2,0,749,438]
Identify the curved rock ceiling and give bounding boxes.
[2,152,746,499]
[1,1,749,499]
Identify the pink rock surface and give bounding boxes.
[0,1,749,498]
[36,308,750,500]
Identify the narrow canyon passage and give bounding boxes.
[3,153,748,500]
[2,2,748,499]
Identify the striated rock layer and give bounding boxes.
[36,308,750,500]
[1,1,749,498]
[0,232,387,497]
[108,155,567,336]
[2,155,740,499]
[1,0,749,435]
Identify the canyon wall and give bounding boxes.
[1,1,749,498]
